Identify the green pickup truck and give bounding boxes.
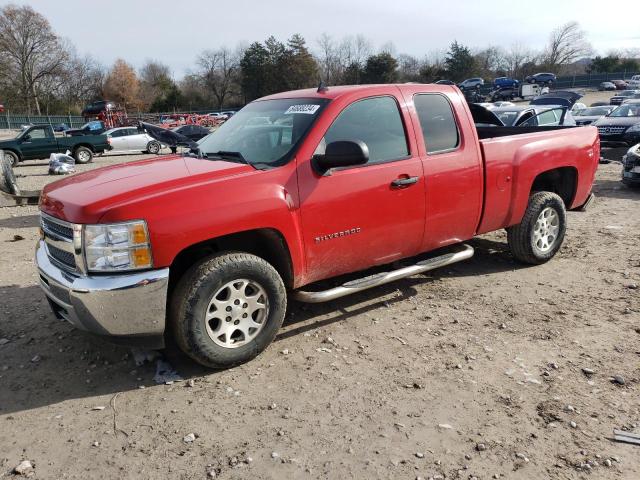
[0,124,111,166]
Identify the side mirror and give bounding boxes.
[23,134,31,141]
[314,140,369,174]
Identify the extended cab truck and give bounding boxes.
[36,84,599,369]
[0,124,110,166]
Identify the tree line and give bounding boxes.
[1,4,639,116]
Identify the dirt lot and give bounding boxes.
[1,91,639,480]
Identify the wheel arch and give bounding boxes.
[73,143,95,153]
[168,228,295,295]
[2,148,22,161]
[529,166,578,207]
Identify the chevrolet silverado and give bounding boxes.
[36,84,599,368]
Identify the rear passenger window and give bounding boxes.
[322,96,408,164]
[413,94,459,153]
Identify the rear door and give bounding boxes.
[19,126,57,159]
[126,128,148,150]
[401,88,483,252]
[297,93,426,283]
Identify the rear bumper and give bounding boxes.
[36,240,169,348]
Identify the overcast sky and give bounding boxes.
[10,0,640,77]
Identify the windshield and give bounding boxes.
[577,107,611,116]
[494,111,521,126]
[197,98,329,167]
[608,104,640,117]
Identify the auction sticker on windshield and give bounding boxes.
[285,104,320,115]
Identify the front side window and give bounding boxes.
[197,98,328,167]
[413,94,459,153]
[537,110,558,125]
[320,96,408,164]
[28,128,47,140]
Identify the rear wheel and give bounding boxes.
[170,252,287,369]
[73,146,93,164]
[507,192,566,265]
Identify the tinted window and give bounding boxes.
[322,96,408,164]
[413,94,459,153]
[110,129,123,137]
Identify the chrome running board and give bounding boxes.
[293,244,474,303]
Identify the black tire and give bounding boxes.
[3,150,19,167]
[146,141,161,154]
[507,192,566,265]
[73,146,93,164]
[0,153,20,195]
[169,252,287,369]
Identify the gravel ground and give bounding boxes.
[0,90,639,479]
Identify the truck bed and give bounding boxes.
[476,126,599,234]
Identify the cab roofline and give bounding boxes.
[257,83,459,102]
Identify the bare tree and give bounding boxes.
[504,43,538,78]
[543,21,593,71]
[139,60,173,109]
[0,4,68,114]
[474,46,508,77]
[397,54,421,82]
[197,47,240,110]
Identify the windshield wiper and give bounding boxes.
[202,150,270,170]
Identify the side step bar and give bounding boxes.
[293,244,474,303]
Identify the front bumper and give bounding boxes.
[622,148,640,186]
[36,240,169,348]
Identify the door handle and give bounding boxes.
[391,176,419,188]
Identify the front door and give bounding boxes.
[108,129,131,152]
[298,94,426,284]
[19,126,57,159]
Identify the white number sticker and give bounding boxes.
[284,104,320,115]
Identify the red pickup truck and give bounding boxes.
[37,84,598,368]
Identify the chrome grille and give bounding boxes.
[597,126,626,135]
[42,215,73,240]
[41,213,80,273]
[47,243,76,269]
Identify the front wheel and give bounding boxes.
[73,146,93,164]
[146,141,161,154]
[170,252,287,369]
[507,192,566,265]
[3,150,19,167]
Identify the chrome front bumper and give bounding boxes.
[36,240,169,346]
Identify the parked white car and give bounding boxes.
[627,75,640,89]
[105,127,162,154]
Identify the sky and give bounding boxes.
[8,0,640,78]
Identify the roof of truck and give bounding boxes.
[259,83,457,101]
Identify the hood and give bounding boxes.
[40,154,254,223]
[593,116,640,127]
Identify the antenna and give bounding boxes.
[317,81,328,93]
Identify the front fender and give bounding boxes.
[98,162,308,287]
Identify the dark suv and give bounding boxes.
[81,100,115,116]
[525,73,557,84]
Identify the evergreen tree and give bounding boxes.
[444,41,476,82]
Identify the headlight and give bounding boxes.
[84,220,152,272]
[626,124,640,133]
